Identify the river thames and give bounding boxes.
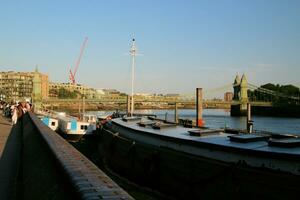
[152,109,300,135]
[90,109,300,135]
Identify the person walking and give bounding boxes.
[11,106,18,125]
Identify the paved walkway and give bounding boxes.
[0,113,13,156]
[0,112,22,200]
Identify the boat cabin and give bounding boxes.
[41,116,59,131]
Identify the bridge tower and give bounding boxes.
[32,66,42,111]
[240,74,248,102]
[233,74,240,100]
[231,74,249,116]
[239,74,249,114]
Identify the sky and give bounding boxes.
[0,0,300,97]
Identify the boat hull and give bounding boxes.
[63,133,84,142]
[98,121,300,199]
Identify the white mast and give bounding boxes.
[129,38,137,116]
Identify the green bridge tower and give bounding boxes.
[231,74,249,116]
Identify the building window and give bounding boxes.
[80,125,88,130]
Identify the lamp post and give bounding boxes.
[129,38,137,117]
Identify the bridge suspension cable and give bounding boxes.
[180,84,233,100]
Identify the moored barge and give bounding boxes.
[100,116,300,199]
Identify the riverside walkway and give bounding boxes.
[0,113,13,157]
[0,113,20,200]
[0,112,134,200]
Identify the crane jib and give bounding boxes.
[69,37,88,84]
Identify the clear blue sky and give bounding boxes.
[1,0,300,97]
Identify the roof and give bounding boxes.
[234,74,240,85]
[240,74,247,86]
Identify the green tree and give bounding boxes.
[250,83,300,103]
[58,88,78,99]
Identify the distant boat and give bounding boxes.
[57,114,97,141]
[40,115,59,131]
[101,116,300,199]
[37,110,60,131]
[37,110,97,141]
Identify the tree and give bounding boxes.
[250,83,300,103]
[58,88,78,99]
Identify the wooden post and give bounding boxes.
[174,102,178,123]
[247,103,251,122]
[82,96,85,114]
[247,103,253,133]
[196,88,204,127]
[127,95,130,116]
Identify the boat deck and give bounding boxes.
[112,118,300,157]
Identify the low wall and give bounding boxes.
[2,112,134,200]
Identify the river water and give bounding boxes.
[89,109,300,135]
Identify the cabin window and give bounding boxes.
[81,125,88,130]
[51,122,56,126]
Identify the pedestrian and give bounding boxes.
[17,102,24,119]
[25,101,31,112]
[20,101,27,114]
[11,106,18,125]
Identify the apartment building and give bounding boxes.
[0,71,48,101]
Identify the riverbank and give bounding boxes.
[42,101,231,112]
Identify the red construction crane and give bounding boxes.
[69,37,88,84]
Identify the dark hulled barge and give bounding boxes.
[98,115,300,199]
